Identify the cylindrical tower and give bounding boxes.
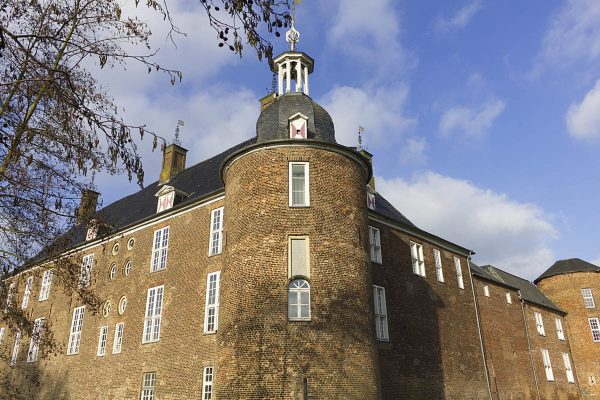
[215,50,380,397]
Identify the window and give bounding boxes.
[109,263,117,280]
[288,279,310,321]
[505,292,512,304]
[127,237,136,250]
[5,282,15,313]
[124,259,132,276]
[454,257,464,289]
[67,306,85,355]
[534,312,545,336]
[369,227,382,264]
[0,327,4,344]
[103,300,111,318]
[582,288,595,308]
[80,254,94,287]
[289,236,309,278]
[541,349,554,381]
[483,285,490,297]
[39,270,52,301]
[27,317,44,362]
[21,277,33,309]
[140,372,156,400]
[434,249,444,282]
[209,207,224,256]
[118,296,128,315]
[97,326,108,356]
[373,285,389,341]
[151,227,169,272]
[589,318,600,342]
[202,366,214,400]
[289,162,309,207]
[10,331,20,366]
[143,286,164,343]
[113,322,124,354]
[556,318,565,341]
[204,272,221,333]
[410,241,425,277]
[563,352,575,383]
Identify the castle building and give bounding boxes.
[0,22,598,400]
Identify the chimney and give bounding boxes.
[76,189,100,224]
[359,149,376,191]
[259,92,277,111]
[159,144,188,185]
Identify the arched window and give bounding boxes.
[288,279,310,321]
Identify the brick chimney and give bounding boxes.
[259,92,276,111]
[159,144,188,185]
[76,189,100,224]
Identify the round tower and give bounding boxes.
[215,20,380,399]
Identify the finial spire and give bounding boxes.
[286,0,301,51]
[173,120,184,146]
[357,126,365,151]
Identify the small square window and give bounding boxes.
[505,292,512,304]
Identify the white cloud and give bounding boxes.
[320,84,417,148]
[439,99,505,139]
[566,79,600,140]
[433,0,483,33]
[399,137,427,165]
[376,172,558,279]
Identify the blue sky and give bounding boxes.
[94,0,600,279]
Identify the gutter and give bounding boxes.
[520,292,541,400]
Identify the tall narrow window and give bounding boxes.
[97,326,108,356]
[589,318,600,342]
[369,227,382,264]
[140,372,156,400]
[555,318,565,341]
[434,249,444,282]
[113,322,124,354]
[410,241,426,277]
[582,288,595,308]
[143,286,164,343]
[67,306,85,355]
[21,277,33,309]
[209,207,224,256]
[373,285,389,341]
[5,282,15,313]
[288,279,311,321]
[27,317,44,363]
[39,270,53,301]
[202,366,214,400]
[204,272,221,334]
[80,254,94,287]
[541,349,554,381]
[563,352,575,383]
[454,257,464,289]
[289,236,309,278]
[534,312,546,336]
[151,227,169,272]
[505,292,512,304]
[483,285,490,297]
[10,331,20,366]
[0,327,4,344]
[289,162,309,207]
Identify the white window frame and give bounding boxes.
[97,326,108,356]
[589,317,600,342]
[0,327,4,345]
[67,306,85,355]
[369,226,382,264]
[505,292,512,304]
[209,207,224,256]
[288,279,311,321]
[10,331,20,366]
[204,272,221,334]
[555,318,565,341]
[433,249,444,283]
[373,285,389,341]
[5,282,15,313]
[563,352,575,383]
[483,285,490,297]
[113,322,124,354]
[541,349,554,381]
[288,236,310,278]
[202,366,214,400]
[21,277,33,309]
[289,162,310,207]
[410,241,426,277]
[27,317,43,363]
[80,254,94,288]
[534,312,546,336]
[151,227,169,272]
[454,257,464,289]
[582,288,595,308]
[140,372,156,400]
[39,270,53,301]
[143,286,164,343]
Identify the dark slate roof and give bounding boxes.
[373,192,415,227]
[482,265,564,313]
[534,258,600,283]
[256,93,335,144]
[470,262,516,289]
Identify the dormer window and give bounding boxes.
[289,113,308,139]
[155,185,188,213]
[86,220,98,241]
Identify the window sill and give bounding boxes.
[149,267,166,274]
[371,260,383,265]
[288,318,311,322]
[142,340,160,345]
[208,252,222,258]
[204,331,217,335]
[289,205,310,209]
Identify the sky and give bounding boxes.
[92,0,600,280]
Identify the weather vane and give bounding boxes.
[286,0,301,51]
[173,120,184,146]
[357,126,365,151]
